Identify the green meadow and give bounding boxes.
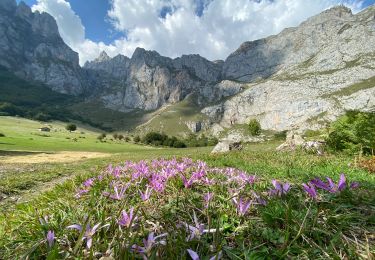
[0,116,374,258]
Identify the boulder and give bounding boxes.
[211,140,242,153]
[276,132,305,151]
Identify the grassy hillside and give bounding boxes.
[0,116,149,153]
[135,95,208,136]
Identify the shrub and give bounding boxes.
[125,136,130,142]
[97,133,106,141]
[134,135,141,143]
[118,134,124,140]
[326,111,375,154]
[248,119,261,136]
[142,132,167,145]
[274,130,287,140]
[113,133,118,140]
[0,133,5,137]
[66,123,77,132]
[173,140,187,148]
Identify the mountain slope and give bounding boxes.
[0,1,374,135]
[202,5,375,133]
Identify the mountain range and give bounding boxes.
[0,0,374,136]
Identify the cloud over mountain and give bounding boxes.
[32,0,365,65]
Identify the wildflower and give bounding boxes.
[118,207,137,228]
[132,232,167,258]
[182,212,216,241]
[109,184,128,200]
[83,178,94,188]
[203,192,214,208]
[140,186,153,201]
[74,189,89,199]
[67,222,107,249]
[187,249,223,260]
[232,197,252,216]
[302,183,317,199]
[350,182,360,189]
[269,180,291,197]
[252,191,267,206]
[187,249,199,260]
[310,174,358,193]
[46,230,54,248]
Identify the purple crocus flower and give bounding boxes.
[140,186,153,201]
[74,189,89,199]
[187,249,223,260]
[182,212,216,241]
[132,232,167,258]
[232,197,252,216]
[108,184,128,200]
[187,249,200,260]
[310,174,356,193]
[350,182,360,189]
[302,183,317,199]
[67,222,104,249]
[118,207,137,228]
[83,178,94,188]
[269,180,291,197]
[46,230,54,248]
[203,192,214,208]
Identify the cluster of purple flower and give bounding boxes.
[46,158,359,259]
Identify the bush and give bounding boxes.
[274,130,287,140]
[134,135,141,143]
[248,119,261,136]
[326,111,375,154]
[142,132,167,145]
[125,136,130,142]
[113,133,118,140]
[97,133,106,141]
[118,134,124,140]
[173,140,187,148]
[66,123,77,132]
[0,133,5,137]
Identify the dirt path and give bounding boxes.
[0,151,110,164]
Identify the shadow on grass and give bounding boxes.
[0,150,52,157]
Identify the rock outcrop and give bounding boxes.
[203,5,375,132]
[0,0,84,94]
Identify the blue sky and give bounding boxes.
[17,0,119,44]
[16,0,375,65]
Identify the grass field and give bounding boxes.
[0,116,149,153]
[0,116,374,259]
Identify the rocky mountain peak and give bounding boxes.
[96,51,111,62]
[16,1,32,21]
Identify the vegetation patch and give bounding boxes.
[322,75,375,98]
[0,157,373,259]
[326,110,375,154]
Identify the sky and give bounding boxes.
[17,0,375,66]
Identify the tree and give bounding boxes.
[66,123,77,132]
[134,135,141,143]
[248,119,261,136]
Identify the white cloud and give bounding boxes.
[32,0,365,65]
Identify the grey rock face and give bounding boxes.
[203,5,375,133]
[85,47,228,111]
[0,0,84,94]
